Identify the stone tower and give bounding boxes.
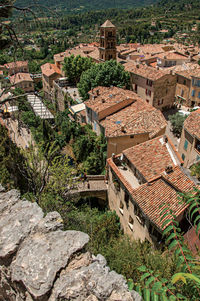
[99,20,117,62]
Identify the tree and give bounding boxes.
[78,60,130,100]
[62,55,94,85]
[20,142,77,203]
[168,112,187,137]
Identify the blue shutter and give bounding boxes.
[184,140,188,150]
[191,90,195,97]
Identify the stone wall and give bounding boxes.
[0,185,141,301]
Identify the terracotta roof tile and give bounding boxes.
[107,159,196,231]
[101,20,115,28]
[122,136,180,181]
[100,102,167,138]
[184,109,200,139]
[124,62,167,81]
[9,73,33,84]
[4,61,28,69]
[157,51,188,60]
[85,86,137,114]
[41,63,61,77]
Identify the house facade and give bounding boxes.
[156,52,189,68]
[5,61,29,76]
[85,86,167,158]
[41,63,61,100]
[107,136,195,244]
[175,67,200,107]
[178,109,200,167]
[9,73,34,92]
[124,62,177,110]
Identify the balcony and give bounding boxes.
[114,157,141,189]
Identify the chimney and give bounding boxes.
[164,135,168,143]
[165,165,173,174]
[121,125,126,133]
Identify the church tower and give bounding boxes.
[99,20,117,62]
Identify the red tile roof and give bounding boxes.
[122,136,180,181]
[86,86,137,114]
[41,63,61,77]
[4,61,28,69]
[100,102,167,138]
[124,62,167,81]
[101,20,115,28]
[9,73,33,84]
[107,156,196,231]
[184,109,200,139]
[157,51,188,60]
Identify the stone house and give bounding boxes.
[107,135,196,244]
[85,86,167,158]
[175,67,200,107]
[124,62,177,110]
[4,61,29,76]
[156,52,189,68]
[41,63,61,100]
[178,109,200,167]
[9,72,34,92]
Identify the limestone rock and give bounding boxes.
[11,230,89,299]
[0,189,20,214]
[49,254,142,301]
[0,199,43,261]
[0,186,141,301]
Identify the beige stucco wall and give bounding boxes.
[175,74,192,106]
[157,58,188,68]
[130,73,154,105]
[107,133,150,158]
[16,81,34,92]
[107,127,166,158]
[153,74,176,109]
[178,128,200,167]
[107,168,153,242]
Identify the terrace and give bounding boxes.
[113,156,141,190]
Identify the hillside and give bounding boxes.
[15,0,157,12]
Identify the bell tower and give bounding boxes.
[99,20,116,62]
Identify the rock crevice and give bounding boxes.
[0,189,141,301]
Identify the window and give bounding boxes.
[198,92,200,99]
[146,99,149,103]
[182,153,185,161]
[181,89,184,97]
[130,135,134,139]
[119,201,124,215]
[183,79,186,85]
[94,121,97,131]
[128,216,134,231]
[191,90,196,97]
[146,89,151,96]
[146,79,153,86]
[196,155,200,162]
[184,139,188,151]
[125,191,129,206]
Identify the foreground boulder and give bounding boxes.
[0,188,141,301]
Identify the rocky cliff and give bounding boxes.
[0,186,141,301]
